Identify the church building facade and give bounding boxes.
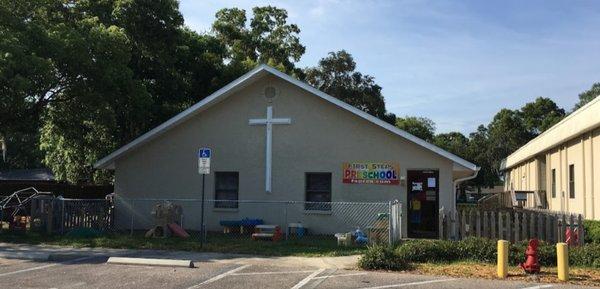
[95,65,478,238]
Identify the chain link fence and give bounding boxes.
[114,198,402,246]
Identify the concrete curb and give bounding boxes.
[0,252,51,261]
[107,257,194,268]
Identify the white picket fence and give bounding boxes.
[439,206,585,245]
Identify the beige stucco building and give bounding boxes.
[95,65,478,238]
[503,96,600,219]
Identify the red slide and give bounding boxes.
[167,223,190,238]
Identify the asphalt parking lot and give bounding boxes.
[0,255,596,289]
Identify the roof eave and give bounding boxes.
[95,64,478,172]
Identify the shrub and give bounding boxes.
[456,237,497,263]
[509,240,556,266]
[359,244,410,270]
[583,220,600,244]
[360,237,600,270]
[570,243,600,268]
[394,239,459,263]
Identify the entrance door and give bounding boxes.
[407,170,439,238]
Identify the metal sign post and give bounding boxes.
[198,148,211,248]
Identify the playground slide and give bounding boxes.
[167,223,190,238]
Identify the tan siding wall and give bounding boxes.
[508,127,599,220]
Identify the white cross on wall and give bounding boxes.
[249,106,292,193]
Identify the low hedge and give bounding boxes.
[583,220,600,244]
[358,244,411,271]
[359,237,600,270]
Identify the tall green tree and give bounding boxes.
[520,97,565,134]
[433,132,469,159]
[1,0,226,182]
[574,82,600,110]
[305,50,396,124]
[466,125,497,187]
[212,6,305,75]
[395,116,435,142]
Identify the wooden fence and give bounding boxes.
[58,198,114,233]
[439,207,585,245]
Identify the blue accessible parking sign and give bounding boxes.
[198,148,211,174]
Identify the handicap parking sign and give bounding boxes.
[198,148,211,174]
[198,148,211,158]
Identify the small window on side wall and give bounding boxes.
[215,172,239,208]
[551,169,556,198]
[305,173,332,211]
[569,164,575,199]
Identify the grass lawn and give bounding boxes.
[0,231,366,257]
[410,261,600,287]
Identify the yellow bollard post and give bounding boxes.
[557,242,569,281]
[497,240,509,278]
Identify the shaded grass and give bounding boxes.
[0,231,365,257]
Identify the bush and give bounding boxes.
[509,240,555,266]
[571,243,600,268]
[583,220,600,244]
[456,237,497,263]
[395,239,459,263]
[359,244,410,270]
[360,237,600,271]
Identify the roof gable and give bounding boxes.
[95,65,478,171]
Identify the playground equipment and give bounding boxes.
[220,218,263,234]
[0,187,53,231]
[252,225,283,241]
[145,201,189,238]
[287,222,306,238]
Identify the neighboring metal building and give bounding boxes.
[502,96,600,219]
[95,65,479,238]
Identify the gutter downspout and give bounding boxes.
[452,167,480,239]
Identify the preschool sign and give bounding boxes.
[342,162,400,185]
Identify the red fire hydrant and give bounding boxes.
[520,238,541,274]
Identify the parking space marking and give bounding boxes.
[290,268,326,289]
[0,256,96,277]
[312,272,368,279]
[232,270,315,276]
[187,264,251,288]
[358,278,456,289]
[521,285,553,289]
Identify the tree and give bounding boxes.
[466,125,497,188]
[486,109,532,178]
[433,132,469,159]
[520,97,565,134]
[395,117,436,142]
[305,50,396,124]
[574,82,600,110]
[212,6,305,74]
[1,0,227,183]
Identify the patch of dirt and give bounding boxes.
[409,262,600,287]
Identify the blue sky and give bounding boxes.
[179,1,600,134]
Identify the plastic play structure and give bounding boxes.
[145,201,190,238]
[220,218,264,234]
[252,225,283,241]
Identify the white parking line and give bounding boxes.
[290,268,327,289]
[187,264,250,288]
[521,285,553,289]
[0,256,97,277]
[232,270,315,276]
[312,272,368,279]
[358,278,456,289]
